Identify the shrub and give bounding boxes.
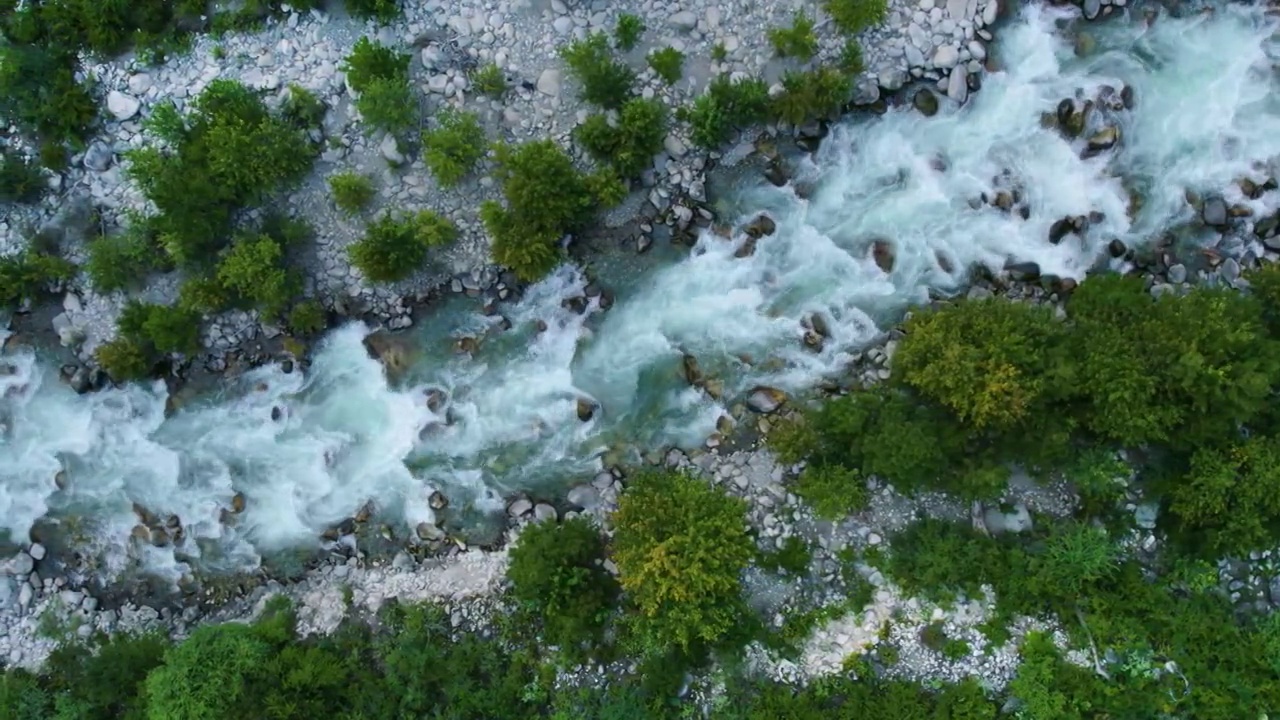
[288,300,327,336]
[95,336,152,381]
[507,517,618,652]
[421,108,486,187]
[0,150,45,203]
[1032,522,1118,596]
[85,224,168,293]
[614,13,645,51]
[354,76,417,135]
[482,140,599,281]
[470,62,506,97]
[341,37,409,93]
[612,469,754,654]
[125,80,313,268]
[574,97,666,178]
[135,302,203,355]
[0,45,97,147]
[144,622,273,720]
[280,83,327,131]
[824,0,889,34]
[0,249,75,307]
[1168,436,1280,555]
[883,518,1007,602]
[711,42,728,63]
[178,273,232,315]
[560,32,635,109]
[768,12,818,60]
[43,632,167,719]
[216,233,300,317]
[680,75,770,148]
[343,0,401,22]
[647,47,684,85]
[794,462,867,519]
[770,66,851,126]
[839,39,865,73]
[328,171,375,214]
[348,210,457,283]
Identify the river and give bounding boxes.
[2,1,1279,585]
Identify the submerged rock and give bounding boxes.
[415,522,444,542]
[912,89,939,117]
[743,214,777,238]
[871,239,895,273]
[231,492,246,514]
[576,398,597,422]
[1083,126,1120,157]
[1202,197,1229,227]
[363,330,415,381]
[1005,260,1041,281]
[681,353,704,386]
[746,386,787,414]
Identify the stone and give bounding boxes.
[2,552,34,576]
[380,134,405,165]
[567,485,601,510]
[947,65,969,104]
[28,543,45,561]
[1083,126,1119,156]
[415,521,445,541]
[536,68,562,97]
[1134,502,1158,529]
[669,10,698,29]
[576,398,597,422]
[1202,197,1228,227]
[533,503,557,522]
[968,40,987,61]
[429,490,448,510]
[231,492,246,513]
[508,497,533,517]
[913,89,939,117]
[552,16,573,34]
[933,45,960,69]
[106,91,140,120]
[664,134,687,158]
[1005,260,1041,281]
[1167,263,1187,284]
[82,142,114,172]
[1083,0,1101,19]
[1108,238,1128,258]
[871,239,895,272]
[983,503,1033,534]
[743,214,776,238]
[127,73,153,95]
[746,386,787,414]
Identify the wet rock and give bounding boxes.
[1240,177,1264,199]
[362,330,415,380]
[1120,84,1135,109]
[1005,260,1041,281]
[231,492,246,513]
[424,387,448,413]
[1202,197,1229,227]
[508,497,533,518]
[746,386,787,414]
[1083,0,1101,20]
[54,470,67,490]
[271,406,283,422]
[415,522,444,542]
[803,330,824,352]
[1083,126,1119,157]
[1074,32,1096,57]
[871,239,895,273]
[2,551,34,576]
[1167,263,1187,284]
[454,336,481,354]
[1048,217,1075,244]
[992,190,1014,211]
[681,353,704,386]
[561,296,589,314]
[281,359,294,374]
[1108,238,1128,258]
[809,313,831,338]
[428,490,448,510]
[764,162,790,187]
[735,235,758,258]
[743,214,777,238]
[567,485,601,511]
[533,503,557,523]
[912,89,939,117]
[576,398,597,421]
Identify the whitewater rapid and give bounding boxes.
[3,2,1279,581]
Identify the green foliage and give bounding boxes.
[354,76,417,135]
[44,631,167,720]
[574,98,666,178]
[0,44,97,148]
[483,140,600,281]
[614,13,645,51]
[0,249,75,307]
[757,535,811,575]
[768,12,818,60]
[421,108,486,187]
[884,518,1007,603]
[507,517,619,653]
[85,221,169,293]
[824,0,890,34]
[470,62,506,97]
[711,42,728,63]
[348,210,456,283]
[679,75,770,148]
[123,301,202,355]
[327,171,375,215]
[613,469,754,654]
[280,84,326,131]
[647,47,684,85]
[1167,436,1280,555]
[95,336,153,381]
[0,150,45,203]
[793,462,867,519]
[0,668,51,720]
[284,300,325,337]
[1032,522,1118,596]
[839,39,865,74]
[343,0,401,21]
[560,32,635,109]
[125,79,314,268]
[216,233,300,317]
[770,66,851,126]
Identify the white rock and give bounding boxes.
[932,44,960,69]
[705,6,721,28]
[947,65,969,103]
[106,91,140,121]
[27,543,45,561]
[982,0,998,25]
[379,134,405,165]
[61,293,82,315]
[18,583,32,607]
[553,16,573,34]
[2,552,33,576]
[968,40,986,60]
[536,68,561,96]
[663,134,687,158]
[127,73,153,95]
[669,10,698,30]
[533,503,557,522]
[427,74,449,94]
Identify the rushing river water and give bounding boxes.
[3,1,1280,583]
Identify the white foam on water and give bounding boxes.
[3,2,1280,579]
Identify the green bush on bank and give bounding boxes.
[823,0,890,34]
[85,216,171,293]
[0,150,46,204]
[481,139,619,281]
[770,67,851,126]
[647,47,685,85]
[0,249,75,307]
[768,12,818,60]
[348,210,456,283]
[680,75,770,148]
[328,171,376,215]
[560,32,635,109]
[421,108,486,187]
[574,97,667,179]
[341,37,416,135]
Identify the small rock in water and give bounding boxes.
[1005,260,1041,281]
[28,543,45,561]
[743,214,777,238]
[508,497,533,517]
[1108,238,1128,257]
[912,89,939,117]
[1167,263,1187,284]
[746,386,787,414]
[231,492,246,513]
[871,239,895,273]
[1202,197,1229,227]
[1083,0,1101,20]
[1083,126,1120,156]
[533,503,558,523]
[946,66,969,104]
[567,485,601,510]
[416,522,444,541]
[576,398,597,422]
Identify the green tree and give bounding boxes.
[339,37,409,94]
[823,0,889,34]
[1168,436,1280,555]
[421,108,486,187]
[770,67,850,126]
[646,47,684,85]
[679,75,770,148]
[216,233,299,317]
[574,97,666,179]
[560,32,635,109]
[348,210,456,283]
[767,12,818,60]
[327,171,375,215]
[144,623,272,720]
[612,469,754,654]
[507,517,618,652]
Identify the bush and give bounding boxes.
[216,233,300,317]
[95,336,153,381]
[770,66,850,126]
[482,140,600,281]
[343,0,401,21]
[341,38,409,94]
[614,13,645,51]
[768,12,818,60]
[280,83,327,131]
[824,0,889,34]
[680,75,770,148]
[125,80,313,268]
[1031,522,1118,596]
[328,171,375,214]
[470,62,506,97]
[507,517,619,653]
[354,76,417,135]
[560,32,635,109]
[612,469,754,654]
[287,300,327,336]
[794,462,867,519]
[0,249,75,307]
[85,224,168,293]
[0,45,97,147]
[1167,436,1280,555]
[348,210,457,283]
[421,108,486,187]
[574,97,666,178]
[647,47,684,85]
[839,39,865,73]
[43,632,167,719]
[883,518,1007,602]
[144,622,273,720]
[0,150,45,203]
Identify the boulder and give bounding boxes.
[681,353,704,386]
[913,89,939,117]
[1108,238,1128,258]
[1004,261,1041,281]
[533,503,558,522]
[82,142,114,172]
[379,134,405,165]
[1082,126,1119,157]
[566,485,601,511]
[507,497,533,517]
[982,503,1032,534]
[576,398,597,422]
[1202,197,1228,227]
[746,386,787,414]
[2,551,33,576]
[946,66,969,104]
[231,492,246,513]
[428,490,448,510]
[415,522,444,541]
[106,91,140,121]
[743,214,776,238]
[871,239,895,273]
[362,330,415,380]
